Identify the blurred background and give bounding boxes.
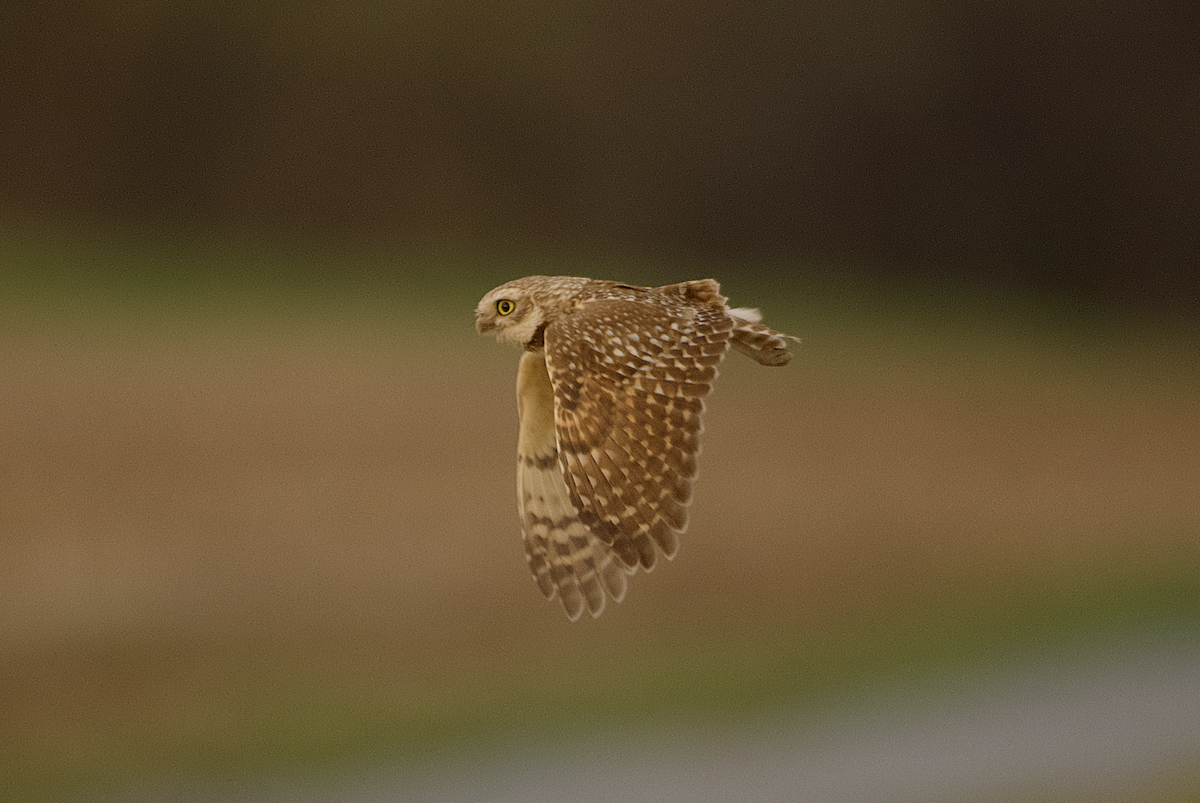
[1,2,1198,801]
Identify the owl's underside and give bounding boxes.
[476,276,797,620]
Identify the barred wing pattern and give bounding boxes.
[516,349,630,620]
[542,283,734,613]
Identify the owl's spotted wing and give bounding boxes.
[515,350,631,620]
[544,291,735,573]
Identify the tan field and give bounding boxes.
[1,280,1198,799]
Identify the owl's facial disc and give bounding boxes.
[476,291,544,347]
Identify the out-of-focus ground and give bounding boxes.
[1,246,1198,801]
[147,634,1200,803]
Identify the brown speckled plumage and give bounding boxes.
[476,276,798,620]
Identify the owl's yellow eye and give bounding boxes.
[496,299,515,315]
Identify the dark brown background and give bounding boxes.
[2,1,1197,303]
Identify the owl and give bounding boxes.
[475,276,798,620]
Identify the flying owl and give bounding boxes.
[475,276,798,620]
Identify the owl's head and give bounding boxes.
[475,276,588,348]
[475,279,547,347]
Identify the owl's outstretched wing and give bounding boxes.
[544,288,735,576]
[515,350,631,621]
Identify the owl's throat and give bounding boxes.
[524,322,548,351]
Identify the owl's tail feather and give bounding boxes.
[728,308,799,367]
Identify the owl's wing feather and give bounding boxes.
[545,293,735,574]
[516,350,630,620]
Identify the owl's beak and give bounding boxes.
[475,312,493,334]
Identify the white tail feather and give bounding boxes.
[728,307,762,324]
